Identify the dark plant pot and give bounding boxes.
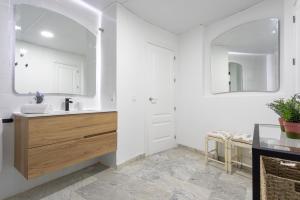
[279,118,285,132]
[284,122,300,139]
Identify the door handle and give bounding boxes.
[149,97,158,103]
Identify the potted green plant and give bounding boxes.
[281,96,300,139]
[267,98,286,132]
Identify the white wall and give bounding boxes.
[0,0,107,199]
[97,4,118,167]
[176,0,296,151]
[295,1,300,93]
[100,4,117,110]
[116,4,178,165]
[176,25,205,149]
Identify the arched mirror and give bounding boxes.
[14,4,97,96]
[210,18,280,94]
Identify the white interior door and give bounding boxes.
[57,64,81,94]
[147,43,176,155]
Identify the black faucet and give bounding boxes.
[65,98,73,111]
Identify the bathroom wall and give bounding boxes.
[97,3,118,167]
[176,0,296,151]
[100,4,117,110]
[116,4,178,165]
[295,2,300,93]
[0,0,115,199]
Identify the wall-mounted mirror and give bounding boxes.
[210,18,280,94]
[14,4,97,96]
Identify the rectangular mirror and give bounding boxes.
[210,18,280,94]
[14,4,97,96]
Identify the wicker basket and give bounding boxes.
[261,156,300,200]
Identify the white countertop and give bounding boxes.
[14,109,117,118]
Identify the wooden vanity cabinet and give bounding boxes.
[14,112,117,179]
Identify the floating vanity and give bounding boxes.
[14,111,117,179]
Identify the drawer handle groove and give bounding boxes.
[84,131,115,139]
[280,161,297,168]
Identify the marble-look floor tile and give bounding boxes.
[7,147,252,200]
[76,175,172,200]
[188,167,222,190]
[6,164,106,200]
[208,180,247,200]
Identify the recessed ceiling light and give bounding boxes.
[40,30,54,38]
[272,30,277,34]
[15,25,22,31]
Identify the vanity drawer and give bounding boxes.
[27,132,117,179]
[27,112,117,148]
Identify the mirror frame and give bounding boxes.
[209,18,281,94]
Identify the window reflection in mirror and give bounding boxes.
[14,4,97,96]
[211,18,280,94]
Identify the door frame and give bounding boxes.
[144,42,177,156]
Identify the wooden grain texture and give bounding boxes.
[14,116,29,176]
[14,112,118,179]
[28,112,117,148]
[28,132,117,179]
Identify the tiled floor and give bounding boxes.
[7,147,252,200]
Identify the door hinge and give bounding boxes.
[174,78,176,83]
[293,58,296,66]
[174,107,177,111]
[174,56,176,60]
[174,135,177,140]
[293,16,296,23]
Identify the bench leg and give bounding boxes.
[227,142,232,174]
[216,141,219,160]
[205,136,208,165]
[225,141,228,173]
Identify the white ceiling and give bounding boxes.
[84,0,265,34]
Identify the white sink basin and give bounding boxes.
[20,104,52,114]
[15,109,116,118]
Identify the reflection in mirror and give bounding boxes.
[229,62,243,92]
[14,4,96,96]
[211,18,280,94]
